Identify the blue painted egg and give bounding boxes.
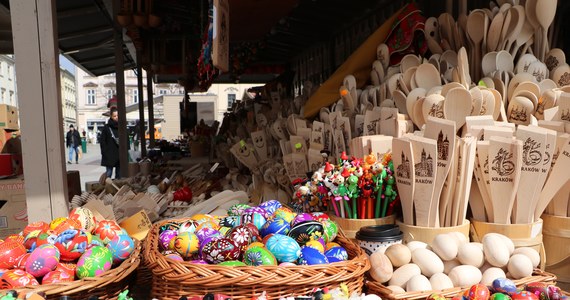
[243,246,277,266]
[244,207,271,219]
[177,220,199,234]
[106,234,135,265]
[493,277,517,294]
[260,217,290,237]
[227,204,251,216]
[241,213,267,230]
[324,246,348,262]
[259,200,282,215]
[291,213,315,227]
[288,221,324,244]
[265,234,301,263]
[298,246,329,265]
[219,216,240,228]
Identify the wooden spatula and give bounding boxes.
[392,137,416,225]
[489,136,523,224]
[452,136,477,226]
[440,138,460,226]
[408,135,438,227]
[424,117,456,227]
[476,141,494,222]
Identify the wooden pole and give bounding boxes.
[147,71,155,148]
[136,50,147,157]
[114,0,129,178]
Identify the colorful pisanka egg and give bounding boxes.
[262,234,274,245]
[76,246,113,279]
[23,221,49,238]
[325,242,341,250]
[426,294,447,300]
[227,203,251,216]
[195,227,222,244]
[243,223,262,242]
[52,218,82,235]
[159,230,178,250]
[321,220,339,243]
[42,269,74,284]
[272,207,295,223]
[201,238,241,264]
[56,262,77,277]
[14,253,30,269]
[226,225,254,252]
[191,214,215,224]
[36,230,58,247]
[265,234,301,263]
[243,207,271,219]
[468,284,490,300]
[219,227,231,236]
[493,278,518,294]
[298,246,329,265]
[172,232,200,258]
[93,220,123,244]
[291,213,315,227]
[195,220,221,232]
[260,217,290,237]
[547,285,562,300]
[511,291,539,300]
[178,220,199,234]
[164,253,184,262]
[246,242,265,251]
[311,212,329,222]
[1,269,39,288]
[90,235,105,248]
[159,222,180,234]
[243,246,278,266]
[106,233,135,264]
[23,230,42,251]
[219,216,240,228]
[68,207,98,233]
[240,213,267,230]
[54,229,91,261]
[49,217,68,230]
[490,293,512,300]
[0,240,27,269]
[218,260,247,266]
[325,246,348,262]
[288,221,324,244]
[525,282,549,300]
[305,240,325,253]
[258,200,282,215]
[25,244,60,277]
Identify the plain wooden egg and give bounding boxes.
[457,242,485,267]
[483,233,509,267]
[448,265,482,287]
[431,234,458,261]
[387,285,406,294]
[407,241,428,253]
[389,263,421,288]
[507,254,533,279]
[412,248,444,277]
[406,274,432,292]
[369,252,393,283]
[430,272,454,291]
[481,267,507,285]
[443,259,461,274]
[512,247,540,268]
[385,244,411,267]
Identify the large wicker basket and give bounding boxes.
[366,269,558,300]
[144,218,370,300]
[0,240,141,300]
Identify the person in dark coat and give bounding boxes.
[66,124,81,164]
[100,108,121,178]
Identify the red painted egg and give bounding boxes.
[243,223,262,242]
[226,225,253,253]
[53,218,82,235]
[4,234,24,244]
[54,229,91,261]
[35,229,58,247]
[1,269,39,288]
[469,284,490,300]
[0,240,27,269]
[201,238,240,264]
[68,207,98,233]
[23,221,49,237]
[42,269,74,284]
[525,282,549,300]
[93,220,123,244]
[511,291,539,300]
[56,262,77,277]
[14,253,30,269]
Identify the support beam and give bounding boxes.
[114,1,129,179]
[10,0,69,221]
[136,51,147,157]
[147,72,155,148]
[59,26,113,41]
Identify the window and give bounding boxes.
[1,89,5,103]
[86,89,96,105]
[133,89,139,103]
[159,89,167,95]
[107,89,114,100]
[9,91,13,106]
[7,65,12,80]
[227,93,236,108]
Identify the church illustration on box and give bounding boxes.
[396,130,449,179]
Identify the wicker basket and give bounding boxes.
[366,269,558,300]
[144,218,371,300]
[0,240,141,300]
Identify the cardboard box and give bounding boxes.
[0,104,19,130]
[0,176,26,239]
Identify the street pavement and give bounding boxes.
[65,143,106,192]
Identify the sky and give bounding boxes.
[59,54,76,75]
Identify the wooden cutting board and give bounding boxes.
[489,136,523,224]
[392,137,416,225]
[408,135,438,227]
[424,117,456,227]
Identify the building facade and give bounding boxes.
[0,55,17,107]
[60,67,77,130]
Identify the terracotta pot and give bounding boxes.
[117,13,133,27]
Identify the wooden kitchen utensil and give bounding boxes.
[489,136,523,224]
[408,135,438,227]
[441,139,460,226]
[454,136,477,226]
[444,87,472,130]
[476,141,494,222]
[392,137,416,225]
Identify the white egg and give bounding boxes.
[389,263,421,288]
[457,242,485,267]
[385,244,412,267]
[507,254,533,279]
[448,265,482,287]
[512,247,540,268]
[406,274,432,292]
[483,233,509,267]
[430,273,454,291]
[443,259,461,274]
[481,267,507,285]
[412,248,445,277]
[369,252,393,283]
[387,285,406,294]
[431,234,458,261]
[407,241,428,253]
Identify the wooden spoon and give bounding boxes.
[507,96,534,125]
[444,87,472,129]
[511,19,534,58]
[535,0,557,60]
[422,94,445,121]
[487,12,505,53]
[467,11,487,80]
[415,63,441,90]
[489,136,523,224]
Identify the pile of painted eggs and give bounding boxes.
[0,207,136,288]
[426,279,566,300]
[158,200,348,266]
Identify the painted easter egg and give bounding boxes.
[4,235,23,244]
[493,278,518,294]
[547,285,562,300]
[54,229,91,261]
[53,218,82,235]
[195,227,222,244]
[262,234,274,245]
[36,230,58,248]
[191,214,215,224]
[164,253,184,262]
[90,235,105,248]
[68,207,98,233]
[42,269,74,285]
[258,200,282,215]
[298,246,329,265]
[246,242,265,251]
[49,217,68,230]
[14,253,30,269]
[468,284,490,300]
[159,222,180,234]
[93,220,123,244]
[219,216,239,228]
[244,207,271,219]
[326,242,342,250]
[23,230,42,251]
[511,291,539,300]
[178,220,199,234]
[525,282,549,300]
[106,233,135,264]
[321,219,339,243]
[311,212,330,222]
[265,234,301,263]
[201,238,241,264]
[195,220,221,232]
[218,260,247,266]
[23,221,49,238]
[1,269,39,288]
[426,294,447,300]
[325,246,348,262]
[55,262,77,277]
[159,230,178,250]
[171,232,200,259]
[288,221,324,245]
[76,246,113,279]
[490,293,512,300]
[226,225,254,253]
[305,240,325,253]
[25,244,60,277]
[243,223,262,242]
[272,207,295,223]
[260,217,290,237]
[0,240,27,269]
[227,203,251,216]
[243,246,277,266]
[240,212,267,230]
[291,213,315,227]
